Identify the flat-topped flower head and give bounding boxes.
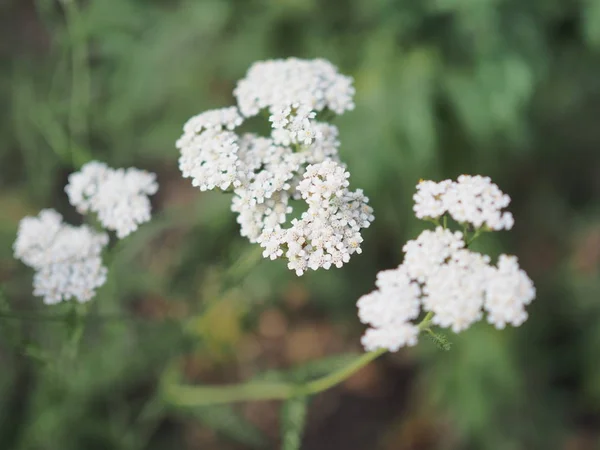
[234,58,355,117]
[356,217,535,351]
[234,58,354,146]
[14,209,108,304]
[66,161,158,239]
[413,175,514,230]
[176,59,371,275]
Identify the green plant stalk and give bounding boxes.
[62,301,88,361]
[62,0,92,167]
[165,312,436,407]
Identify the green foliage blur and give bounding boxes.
[1,0,600,449]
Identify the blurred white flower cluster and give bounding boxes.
[14,162,158,304]
[65,161,159,238]
[13,210,108,304]
[358,177,535,352]
[413,175,514,230]
[176,58,373,274]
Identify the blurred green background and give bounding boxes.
[1,0,600,449]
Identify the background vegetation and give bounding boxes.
[1,0,600,448]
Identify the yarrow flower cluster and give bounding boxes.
[234,58,355,146]
[14,162,158,304]
[13,210,108,304]
[65,161,159,239]
[358,176,535,352]
[413,175,514,230]
[176,58,373,274]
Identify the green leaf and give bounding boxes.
[425,329,452,351]
[281,396,308,450]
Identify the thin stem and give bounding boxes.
[164,351,387,407]
[466,228,483,247]
[62,0,92,167]
[418,311,434,331]
[165,313,434,407]
[59,302,85,362]
[221,245,264,287]
[166,380,295,406]
[299,348,386,395]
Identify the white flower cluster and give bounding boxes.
[177,58,373,274]
[13,210,108,304]
[177,107,245,192]
[258,161,374,275]
[65,161,159,239]
[234,58,354,146]
[358,177,535,352]
[15,161,157,304]
[413,175,514,230]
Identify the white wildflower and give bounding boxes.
[234,58,354,145]
[235,58,355,117]
[444,175,514,230]
[13,209,108,304]
[357,210,535,351]
[357,265,423,353]
[413,179,453,220]
[361,324,420,352]
[422,249,490,333]
[178,128,245,192]
[412,175,514,230]
[402,227,464,283]
[65,161,158,239]
[181,107,243,134]
[232,191,293,243]
[258,161,373,275]
[485,255,536,329]
[178,60,370,275]
[299,123,340,164]
[357,266,421,328]
[176,108,247,193]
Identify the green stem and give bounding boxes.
[62,0,92,167]
[466,228,483,247]
[221,245,264,287]
[165,313,435,407]
[418,311,434,331]
[62,301,87,361]
[164,350,386,406]
[165,379,295,406]
[298,348,386,395]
